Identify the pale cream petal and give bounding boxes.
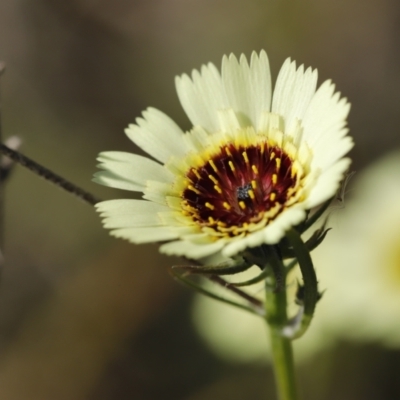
[185,126,211,152]
[302,80,350,145]
[125,107,187,163]
[102,214,163,229]
[312,135,354,172]
[217,109,241,133]
[143,180,178,206]
[222,231,266,258]
[92,171,143,192]
[263,207,306,243]
[96,199,166,228]
[159,211,195,227]
[110,226,185,243]
[97,151,173,181]
[257,112,284,133]
[222,50,272,128]
[160,239,225,259]
[272,59,318,133]
[95,152,174,192]
[96,199,169,216]
[175,63,228,132]
[222,207,306,257]
[304,158,352,209]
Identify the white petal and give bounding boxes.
[302,80,350,146]
[96,199,169,228]
[222,207,306,257]
[175,63,227,132]
[312,135,354,172]
[160,239,225,259]
[272,59,318,133]
[92,171,142,192]
[222,231,266,258]
[96,199,169,216]
[143,180,178,206]
[222,51,271,126]
[304,158,351,209]
[185,126,211,152]
[263,207,306,243]
[94,151,174,192]
[217,109,241,133]
[257,112,283,133]
[125,107,187,163]
[110,226,183,243]
[222,50,272,128]
[102,214,163,229]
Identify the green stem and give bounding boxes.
[264,247,298,400]
[268,329,297,400]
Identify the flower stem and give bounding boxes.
[264,246,298,400]
[268,328,297,400]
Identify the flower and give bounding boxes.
[94,50,353,260]
[309,151,400,347]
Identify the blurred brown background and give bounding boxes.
[0,0,399,399]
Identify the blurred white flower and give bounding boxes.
[94,50,352,260]
[311,151,400,346]
[191,266,335,363]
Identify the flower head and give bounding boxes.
[94,50,352,259]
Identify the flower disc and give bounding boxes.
[181,139,299,237]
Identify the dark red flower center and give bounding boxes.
[181,141,298,236]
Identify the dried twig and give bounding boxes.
[0,143,102,206]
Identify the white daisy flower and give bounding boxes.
[311,151,400,347]
[94,50,353,260]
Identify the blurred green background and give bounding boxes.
[0,0,400,399]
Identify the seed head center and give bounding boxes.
[236,183,252,200]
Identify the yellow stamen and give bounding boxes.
[205,202,215,210]
[190,168,200,180]
[239,201,246,210]
[209,159,218,172]
[225,146,233,157]
[242,151,249,164]
[248,189,255,200]
[228,161,236,172]
[188,185,200,195]
[275,158,281,169]
[184,204,197,213]
[270,192,276,201]
[272,174,278,185]
[208,216,215,224]
[251,180,257,189]
[208,174,218,184]
[252,165,258,174]
[214,185,222,194]
[270,152,276,160]
[223,202,231,210]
